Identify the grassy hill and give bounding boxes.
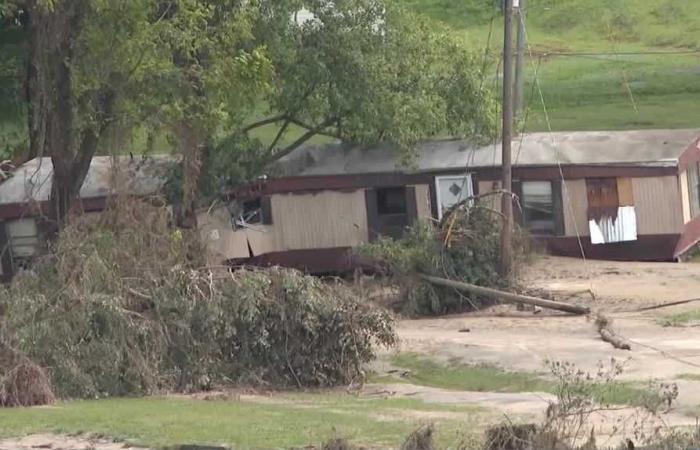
[406,0,700,132]
[1,0,699,158]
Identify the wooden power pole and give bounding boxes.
[514,0,526,118]
[499,0,515,278]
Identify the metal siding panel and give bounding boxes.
[412,184,432,220]
[272,190,369,250]
[617,178,634,207]
[632,176,683,235]
[562,179,589,237]
[552,180,565,236]
[478,180,501,213]
[681,170,691,224]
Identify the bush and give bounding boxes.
[358,204,529,316]
[0,201,396,398]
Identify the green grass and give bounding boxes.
[677,373,700,381]
[658,310,700,327]
[0,394,485,449]
[385,353,551,393]
[407,0,700,133]
[383,353,651,408]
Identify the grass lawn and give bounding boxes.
[658,310,700,327]
[0,393,486,449]
[677,373,700,381]
[382,353,653,408]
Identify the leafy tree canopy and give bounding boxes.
[241,0,497,161]
[1,0,496,216]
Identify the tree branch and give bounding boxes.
[286,116,343,140]
[268,116,338,162]
[240,114,287,134]
[266,119,291,154]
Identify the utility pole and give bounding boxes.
[499,0,515,278]
[514,0,526,119]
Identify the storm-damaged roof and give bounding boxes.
[274,129,700,177]
[0,155,174,207]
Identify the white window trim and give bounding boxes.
[435,174,474,220]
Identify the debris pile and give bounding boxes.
[0,201,396,399]
[358,203,530,316]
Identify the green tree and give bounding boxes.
[4,0,270,227]
[240,0,497,162]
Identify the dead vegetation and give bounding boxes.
[0,200,396,399]
[0,348,55,407]
[358,205,530,316]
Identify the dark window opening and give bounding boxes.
[521,181,555,235]
[242,198,262,224]
[231,197,272,228]
[377,187,407,215]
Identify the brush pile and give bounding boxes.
[358,202,530,316]
[0,200,396,399]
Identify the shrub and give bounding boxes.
[0,201,396,398]
[358,204,529,316]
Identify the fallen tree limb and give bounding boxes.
[594,314,631,350]
[418,274,590,315]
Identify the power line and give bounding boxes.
[530,50,700,57]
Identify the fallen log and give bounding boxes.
[418,274,590,315]
[594,313,631,350]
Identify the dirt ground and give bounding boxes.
[0,433,148,450]
[389,256,700,417]
[4,256,700,449]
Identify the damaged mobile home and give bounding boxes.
[201,129,700,272]
[0,156,172,280]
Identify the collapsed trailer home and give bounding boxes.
[200,129,700,272]
[0,156,172,281]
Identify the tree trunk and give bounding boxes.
[26,1,114,230]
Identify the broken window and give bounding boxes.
[366,186,417,240]
[688,163,700,218]
[521,181,555,235]
[586,178,637,244]
[230,197,272,228]
[377,187,407,215]
[242,198,263,224]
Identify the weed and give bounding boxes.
[658,310,700,327]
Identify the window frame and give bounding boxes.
[376,187,408,216]
[519,180,557,236]
[434,174,474,220]
[688,163,700,219]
